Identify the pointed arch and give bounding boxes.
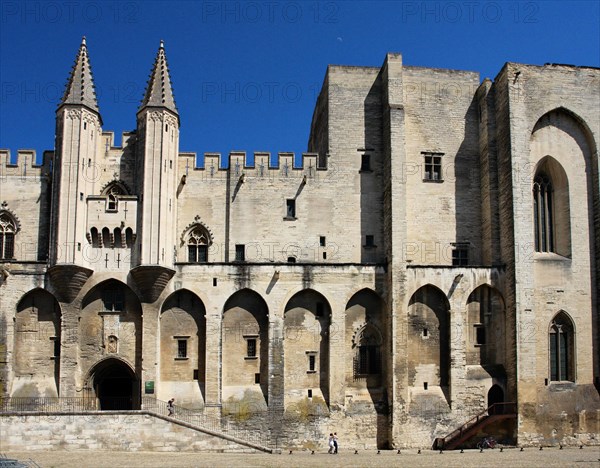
[346,288,385,383]
[284,289,331,406]
[160,289,206,406]
[222,289,269,405]
[13,289,61,397]
[532,156,570,256]
[407,285,450,391]
[549,311,576,382]
[80,279,143,387]
[181,219,213,263]
[466,285,506,367]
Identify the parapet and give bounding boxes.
[178,151,324,178]
[0,149,52,177]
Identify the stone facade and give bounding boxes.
[0,39,599,449]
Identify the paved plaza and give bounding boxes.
[2,447,600,468]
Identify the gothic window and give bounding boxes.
[114,228,123,248]
[103,184,126,213]
[0,212,17,260]
[549,313,575,382]
[533,174,554,252]
[353,324,382,377]
[187,225,210,263]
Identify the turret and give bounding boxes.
[135,40,180,267]
[50,37,102,266]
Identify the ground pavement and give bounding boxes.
[2,446,600,468]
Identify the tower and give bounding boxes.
[135,40,180,268]
[50,37,102,266]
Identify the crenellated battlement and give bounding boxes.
[177,151,325,179]
[0,149,53,177]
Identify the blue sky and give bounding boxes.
[1,1,599,165]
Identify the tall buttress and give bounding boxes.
[50,37,102,266]
[135,40,180,267]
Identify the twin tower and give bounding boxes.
[50,38,180,297]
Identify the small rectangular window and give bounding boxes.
[213,278,217,287]
[365,235,375,247]
[452,246,469,266]
[309,354,316,372]
[307,389,313,398]
[322,252,327,260]
[319,236,326,247]
[423,152,443,181]
[193,369,199,380]
[255,373,261,384]
[103,290,124,312]
[177,339,187,359]
[286,199,296,218]
[247,338,257,358]
[51,337,60,358]
[360,154,371,172]
[235,244,245,262]
[475,325,486,346]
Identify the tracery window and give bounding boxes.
[0,212,17,260]
[533,174,554,252]
[353,324,382,376]
[187,226,209,263]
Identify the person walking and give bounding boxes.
[167,398,175,416]
[328,433,334,454]
[333,432,339,454]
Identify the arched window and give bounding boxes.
[90,227,100,248]
[533,173,554,252]
[103,184,126,212]
[114,228,123,248]
[0,212,17,260]
[353,324,382,376]
[102,227,112,248]
[187,225,210,263]
[125,228,134,248]
[549,313,575,382]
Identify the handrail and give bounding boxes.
[439,402,516,448]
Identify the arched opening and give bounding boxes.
[284,289,331,408]
[80,280,142,400]
[114,228,123,248]
[407,285,450,404]
[90,227,99,248]
[222,289,269,410]
[345,288,388,448]
[466,285,506,368]
[160,289,206,408]
[549,311,575,382]
[13,289,61,397]
[88,358,139,410]
[102,227,111,248]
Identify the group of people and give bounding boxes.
[327,432,339,454]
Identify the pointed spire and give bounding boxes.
[60,36,100,115]
[139,40,178,116]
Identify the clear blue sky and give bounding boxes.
[1,1,599,165]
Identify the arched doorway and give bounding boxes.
[487,384,504,414]
[88,358,139,410]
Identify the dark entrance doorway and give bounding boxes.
[90,358,139,410]
[487,384,504,414]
